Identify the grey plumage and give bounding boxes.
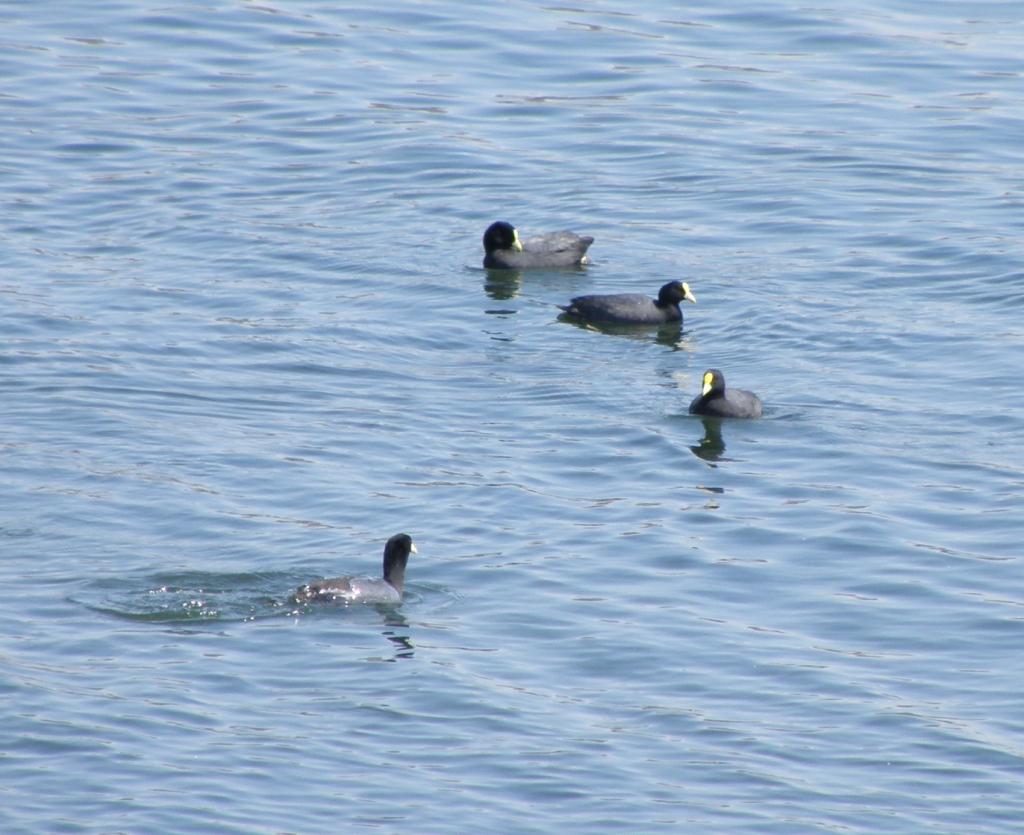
[292,533,419,605]
[688,369,763,419]
[483,221,593,269]
[560,281,697,326]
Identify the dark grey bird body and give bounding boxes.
[560,281,696,326]
[483,221,593,269]
[688,369,762,419]
[292,533,418,605]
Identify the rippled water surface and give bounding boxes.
[3,1,1024,832]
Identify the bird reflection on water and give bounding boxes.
[557,316,686,350]
[690,416,727,463]
[483,268,524,301]
[382,611,415,662]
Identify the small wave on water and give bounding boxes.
[70,572,444,624]
[71,572,299,623]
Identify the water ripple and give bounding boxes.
[3,0,1024,832]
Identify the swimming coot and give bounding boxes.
[483,220,593,269]
[688,369,762,419]
[292,533,419,604]
[560,280,696,326]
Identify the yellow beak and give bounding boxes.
[701,373,714,396]
[683,283,697,304]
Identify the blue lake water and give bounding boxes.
[3,1,1024,831]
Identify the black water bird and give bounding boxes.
[688,369,762,419]
[292,533,419,605]
[559,280,697,326]
[483,220,593,269]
